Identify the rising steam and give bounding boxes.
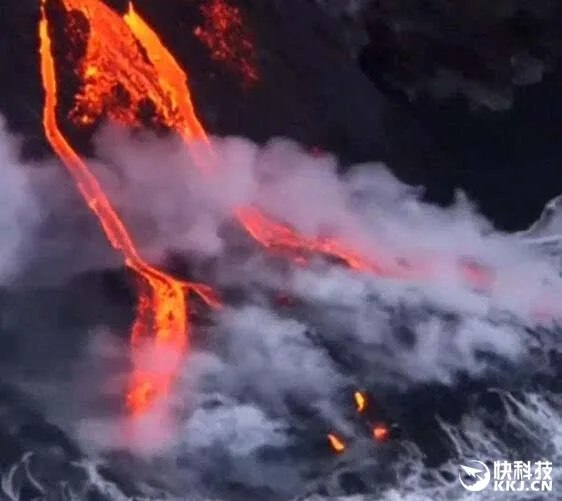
[0,119,42,284]
[0,122,560,500]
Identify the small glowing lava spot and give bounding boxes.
[354,391,366,412]
[327,433,345,452]
[373,424,390,442]
[85,66,97,78]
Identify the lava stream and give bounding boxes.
[123,4,209,145]
[354,391,366,413]
[327,433,345,453]
[39,0,220,416]
[56,0,499,304]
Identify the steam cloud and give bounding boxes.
[1,122,562,498]
[0,119,42,284]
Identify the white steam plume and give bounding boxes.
[3,123,562,499]
[0,119,42,284]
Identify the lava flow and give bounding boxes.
[62,0,208,146]
[46,0,507,328]
[123,4,209,145]
[38,0,556,456]
[327,433,346,453]
[39,0,220,416]
[354,391,366,413]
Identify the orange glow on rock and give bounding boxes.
[194,0,259,86]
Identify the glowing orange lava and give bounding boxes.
[354,391,366,413]
[194,0,259,86]
[373,424,390,442]
[59,0,208,145]
[236,205,402,276]
[327,433,346,453]
[235,206,503,291]
[39,0,220,416]
[123,3,209,145]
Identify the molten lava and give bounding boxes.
[373,424,390,442]
[354,391,366,413]
[123,3,209,145]
[49,0,500,319]
[59,0,208,145]
[194,0,259,86]
[236,206,501,290]
[39,0,220,416]
[327,433,346,453]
